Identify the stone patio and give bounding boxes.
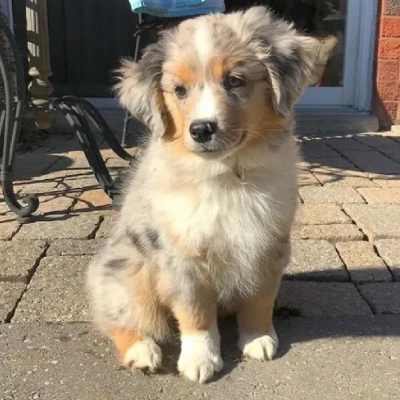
[1,129,400,398]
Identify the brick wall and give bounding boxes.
[374,0,400,128]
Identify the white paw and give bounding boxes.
[239,329,279,361]
[178,328,223,383]
[123,339,162,371]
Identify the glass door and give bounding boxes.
[296,0,357,106]
[227,0,371,108]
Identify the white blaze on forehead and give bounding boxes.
[194,22,213,66]
[192,85,218,121]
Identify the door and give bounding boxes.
[232,0,374,108]
[296,0,365,107]
[10,0,376,110]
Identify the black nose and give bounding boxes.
[189,120,218,143]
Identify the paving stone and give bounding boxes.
[46,155,91,172]
[375,239,400,281]
[299,187,365,204]
[295,204,350,225]
[276,281,371,316]
[284,240,347,281]
[378,147,400,163]
[0,212,16,222]
[336,241,392,284]
[73,189,112,210]
[101,147,138,160]
[15,178,63,195]
[35,193,79,215]
[357,188,400,204]
[47,239,104,256]
[13,256,91,322]
[96,212,117,238]
[344,204,400,241]
[309,156,356,172]
[292,224,364,243]
[372,174,400,188]
[106,157,131,168]
[353,135,400,149]
[0,199,9,214]
[57,174,100,191]
[313,170,378,187]
[358,283,400,314]
[324,137,372,151]
[0,220,20,240]
[339,150,400,175]
[51,150,89,159]
[14,213,101,240]
[301,144,341,158]
[0,282,25,322]
[298,172,321,187]
[2,318,400,400]
[13,161,55,181]
[35,168,93,182]
[0,241,47,282]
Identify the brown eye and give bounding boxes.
[225,75,245,90]
[174,85,187,99]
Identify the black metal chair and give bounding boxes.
[0,13,132,222]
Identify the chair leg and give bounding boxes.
[0,15,39,222]
[54,100,122,205]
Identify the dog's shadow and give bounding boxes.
[141,311,400,383]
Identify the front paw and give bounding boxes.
[178,331,223,383]
[123,338,162,372]
[239,329,279,361]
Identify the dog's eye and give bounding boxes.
[225,75,245,89]
[174,85,187,99]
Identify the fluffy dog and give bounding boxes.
[87,6,320,383]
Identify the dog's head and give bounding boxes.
[116,7,321,159]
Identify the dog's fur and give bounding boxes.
[87,7,321,383]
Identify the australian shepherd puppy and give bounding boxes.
[87,6,320,383]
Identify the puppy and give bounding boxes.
[87,6,320,383]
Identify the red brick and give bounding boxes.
[382,16,400,37]
[384,0,400,16]
[377,59,400,80]
[383,101,399,119]
[377,80,400,101]
[378,38,400,58]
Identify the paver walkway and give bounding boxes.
[1,129,400,399]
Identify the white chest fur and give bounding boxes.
[154,169,295,266]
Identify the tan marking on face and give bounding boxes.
[209,56,226,81]
[208,56,242,81]
[240,87,285,150]
[169,61,197,87]
[162,91,198,158]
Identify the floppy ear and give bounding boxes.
[114,41,167,137]
[237,6,322,116]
